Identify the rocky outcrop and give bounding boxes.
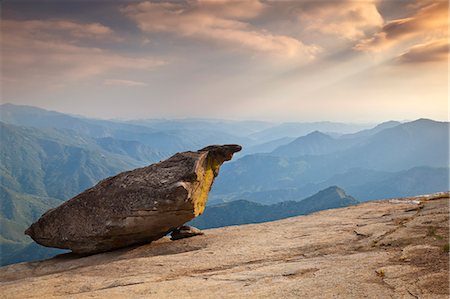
[2,192,448,298]
[25,144,241,254]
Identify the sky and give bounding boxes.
[1,0,448,122]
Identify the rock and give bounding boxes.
[25,144,241,254]
[170,225,204,240]
[2,193,448,299]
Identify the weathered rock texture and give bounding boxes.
[2,192,448,298]
[25,144,241,254]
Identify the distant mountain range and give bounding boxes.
[211,166,448,205]
[248,121,372,141]
[190,186,358,229]
[211,118,449,197]
[0,103,373,155]
[0,103,448,266]
[271,121,401,157]
[0,103,252,156]
[0,122,144,199]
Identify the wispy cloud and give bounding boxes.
[354,1,448,51]
[299,0,383,40]
[122,1,319,59]
[395,39,448,64]
[103,79,148,87]
[3,19,115,39]
[2,19,165,87]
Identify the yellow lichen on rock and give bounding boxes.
[192,153,221,216]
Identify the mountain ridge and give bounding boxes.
[209,166,449,205]
[191,186,358,229]
[212,118,449,195]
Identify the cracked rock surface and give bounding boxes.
[24,144,241,254]
[1,192,448,298]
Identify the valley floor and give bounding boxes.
[1,193,449,299]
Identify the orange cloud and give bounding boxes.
[396,39,448,64]
[122,1,319,59]
[355,1,448,51]
[299,0,383,40]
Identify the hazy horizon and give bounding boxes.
[1,102,442,125]
[1,0,448,122]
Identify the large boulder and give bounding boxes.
[25,144,241,254]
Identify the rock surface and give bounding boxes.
[25,144,241,254]
[2,192,448,298]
